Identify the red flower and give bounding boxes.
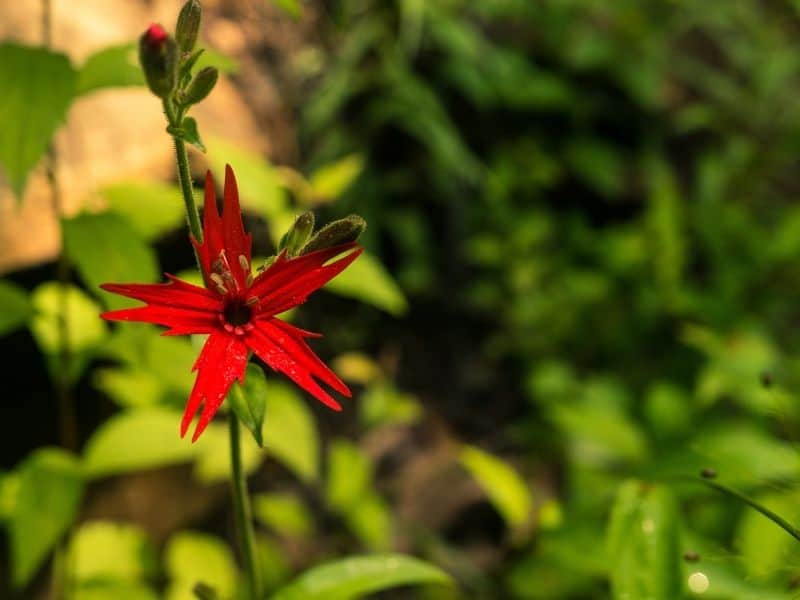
[101,165,362,441]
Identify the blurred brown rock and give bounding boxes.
[0,0,270,273]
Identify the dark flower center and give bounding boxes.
[223,300,252,327]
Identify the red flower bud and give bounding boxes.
[139,23,178,98]
[144,23,168,46]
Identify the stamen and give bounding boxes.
[239,254,249,272]
[245,297,259,306]
[210,273,228,295]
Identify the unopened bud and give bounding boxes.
[179,66,218,105]
[139,24,178,98]
[176,0,202,52]
[301,215,366,255]
[280,211,315,256]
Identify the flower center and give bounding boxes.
[223,299,252,327]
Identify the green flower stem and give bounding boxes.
[162,99,203,244]
[229,402,263,599]
[162,98,261,598]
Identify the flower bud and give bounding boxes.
[301,215,366,255]
[176,0,202,53]
[139,24,178,98]
[279,211,315,256]
[179,66,218,105]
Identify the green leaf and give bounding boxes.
[0,280,32,336]
[101,181,187,240]
[254,493,314,538]
[606,481,682,600]
[62,212,159,310]
[69,521,157,583]
[83,408,195,478]
[326,439,371,512]
[165,532,237,600]
[343,492,393,551]
[269,554,453,600]
[459,445,532,535]
[324,251,408,316]
[74,582,159,600]
[195,49,239,75]
[192,420,262,483]
[92,367,164,407]
[563,138,625,197]
[262,383,320,483]
[309,154,364,202]
[75,43,144,96]
[736,491,799,580]
[181,117,206,152]
[360,383,421,428]
[29,282,108,382]
[0,43,76,199]
[9,448,84,588]
[230,364,268,446]
[269,0,302,19]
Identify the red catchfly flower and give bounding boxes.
[101,165,362,441]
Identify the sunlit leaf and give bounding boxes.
[326,439,371,511]
[262,383,320,483]
[30,282,108,382]
[254,493,315,538]
[736,491,799,580]
[343,492,393,551]
[62,212,159,310]
[0,43,75,199]
[0,280,32,336]
[75,43,143,95]
[269,554,453,600]
[360,383,421,428]
[309,154,364,202]
[165,532,237,600]
[606,480,682,600]
[9,448,84,588]
[83,408,194,478]
[195,49,239,75]
[101,181,187,240]
[324,251,408,316]
[192,420,262,483]
[459,445,532,535]
[92,367,164,407]
[70,521,157,583]
[269,0,302,19]
[74,582,159,600]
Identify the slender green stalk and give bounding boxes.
[163,99,203,243]
[696,477,800,543]
[229,404,263,599]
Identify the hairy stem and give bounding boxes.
[229,408,262,599]
[163,99,203,244]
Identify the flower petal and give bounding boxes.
[181,332,249,442]
[247,320,346,411]
[100,276,222,312]
[250,244,363,316]
[101,304,219,335]
[222,164,252,289]
[192,170,225,282]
